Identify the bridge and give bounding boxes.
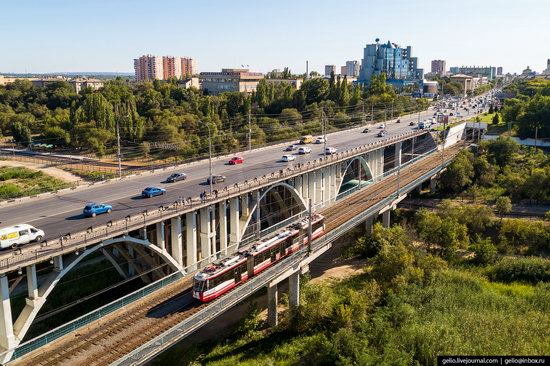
[0,106,472,365]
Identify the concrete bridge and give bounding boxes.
[0,113,470,364]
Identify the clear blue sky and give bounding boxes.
[1,0,549,75]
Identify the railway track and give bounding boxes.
[11,145,463,366]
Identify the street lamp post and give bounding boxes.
[198,120,213,195]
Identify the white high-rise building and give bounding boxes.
[134,55,164,81]
[345,60,360,77]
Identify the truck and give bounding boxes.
[0,224,44,249]
[418,120,431,130]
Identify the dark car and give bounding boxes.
[142,186,166,198]
[166,172,187,183]
[207,175,226,184]
[409,121,415,126]
[285,144,298,151]
[362,127,370,133]
[396,119,401,123]
[83,203,112,217]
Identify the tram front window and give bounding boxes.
[193,279,208,292]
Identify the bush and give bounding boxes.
[488,257,550,284]
[470,236,498,265]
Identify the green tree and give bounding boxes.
[492,112,500,125]
[470,235,498,264]
[495,196,512,218]
[11,121,32,145]
[439,150,474,194]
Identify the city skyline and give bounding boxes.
[1,0,549,75]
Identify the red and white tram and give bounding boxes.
[192,214,325,302]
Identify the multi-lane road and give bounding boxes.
[0,103,481,244]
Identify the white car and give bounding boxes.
[325,147,337,155]
[0,224,44,249]
[378,123,385,129]
[281,155,296,162]
[298,147,311,154]
[314,136,326,144]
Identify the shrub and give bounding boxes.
[488,257,550,284]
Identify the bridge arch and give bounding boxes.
[10,236,179,352]
[337,156,374,198]
[240,182,307,243]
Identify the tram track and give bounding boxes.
[11,144,464,366]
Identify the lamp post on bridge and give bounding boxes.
[197,120,213,195]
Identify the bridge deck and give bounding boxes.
[9,144,464,366]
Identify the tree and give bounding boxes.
[470,235,497,264]
[492,112,500,125]
[11,122,32,145]
[485,137,519,167]
[439,150,474,194]
[495,196,512,219]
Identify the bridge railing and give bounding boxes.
[0,130,430,274]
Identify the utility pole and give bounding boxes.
[322,109,327,159]
[307,198,313,254]
[247,108,252,151]
[371,102,374,124]
[391,100,394,120]
[114,104,122,178]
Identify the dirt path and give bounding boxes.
[0,159,81,183]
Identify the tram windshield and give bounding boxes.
[193,279,208,292]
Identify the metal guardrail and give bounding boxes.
[111,149,457,366]
[0,130,430,274]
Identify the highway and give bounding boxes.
[0,101,483,246]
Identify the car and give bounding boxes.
[166,172,187,183]
[362,127,370,133]
[207,175,226,184]
[298,147,311,154]
[0,224,45,249]
[142,186,166,198]
[228,156,244,165]
[285,144,298,151]
[377,130,386,137]
[281,155,296,162]
[83,203,113,217]
[378,123,385,129]
[325,147,337,155]
[449,113,454,116]
[409,121,415,126]
[396,119,401,123]
[314,136,326,144]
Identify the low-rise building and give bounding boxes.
[265,78,303,90]
[179,77,200,89]
[199,68,264,95]
[70,78,104,93]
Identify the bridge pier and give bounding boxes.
[53,255,63,272]
[365,216,374,235]
[218,200,228,256]
[0,275,15,352]
[382,210,391,228]
[155,222,165,251]
[430,177,437,194]
[199,207,213,263]
[229,197,240,254]
[267,283,278,327]
[289,272,300,317]
[395,141,402,168]
[186,212,197,270]
[170,217,183,268]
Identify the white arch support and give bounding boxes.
[240,182,308,242]
[336,156,374,195]
[3,236,179,362]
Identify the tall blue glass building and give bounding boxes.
[358,39,423,89]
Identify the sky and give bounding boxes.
[1,0,549,75]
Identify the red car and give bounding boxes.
[228,156,244,165]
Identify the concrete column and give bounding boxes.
[295,175,304,198]
[365,216,374,235]
[382,210,391,228]
[241,194,250,218]
[127,246,136,276]
[155,221,165,251]
[0,275,15,350]
[300,173,309,201]
[218,201,228,256]
[53,255,63,272]
[256,190,262,238]
[267,283,278,327]
[411,136,416,158]
[289,272,300,316]
[315,168,324,207]
[395,141,402,168]
[139,227,147,240]
[185,212,197,270]
[430,178,437,194]
[26,265,38,300]
[229,197,240,254]
[170,216,183,267]
[307,171,316,209]
[200,207,212,262]
[331,164,338,201]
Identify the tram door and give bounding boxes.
[235,267,242,283]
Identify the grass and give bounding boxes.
[154,261,550,366]
[0,166,70,200]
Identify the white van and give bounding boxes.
[0,224,45,249]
